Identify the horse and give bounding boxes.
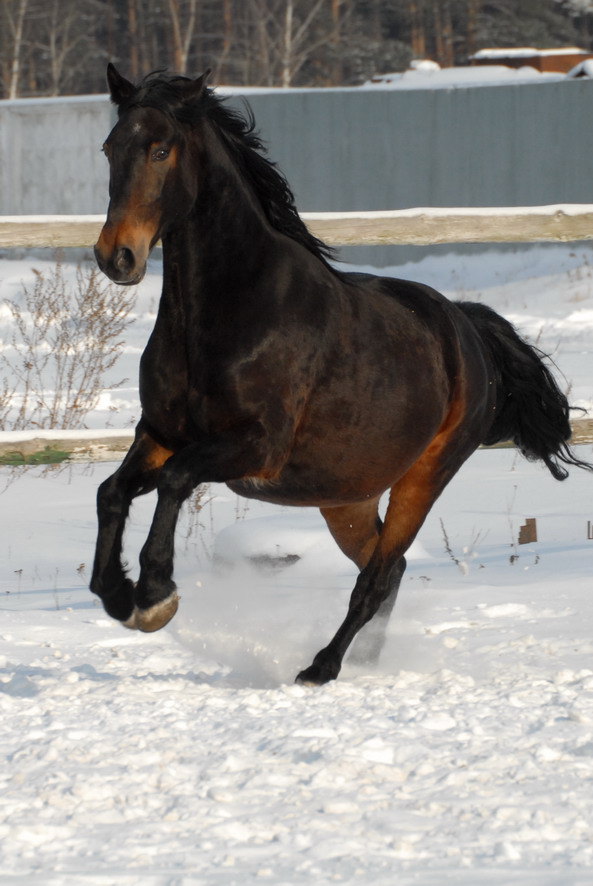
[91,64,591,685]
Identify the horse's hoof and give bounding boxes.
[134,593,180,633]
[295,660,339,686]
[122,611,139,630]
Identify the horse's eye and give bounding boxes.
[153,148,170,162]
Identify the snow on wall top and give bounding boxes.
[362,65,564,90]
[472,46,588,59]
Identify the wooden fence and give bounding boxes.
[3,204,593,249]
[1,206,592,460]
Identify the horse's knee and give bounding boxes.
[157,458,197,502]
[96,474,125,519]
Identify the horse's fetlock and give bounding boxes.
[295,650,341,686]
[135,574,176,611]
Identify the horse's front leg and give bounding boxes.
[131,421,268,632]
[90,423,174,623]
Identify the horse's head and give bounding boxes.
[94,64,209,285]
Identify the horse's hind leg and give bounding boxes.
[320,497,382,570]
[90,422,173,623]
[320,498,396,663]
[347,557,405,666]
[297,417,475,685]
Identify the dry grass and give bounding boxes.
[0,259,136,430]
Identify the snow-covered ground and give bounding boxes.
[1,244,593,884]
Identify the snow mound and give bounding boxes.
[213,512,430,573]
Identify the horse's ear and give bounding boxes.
[107,63,135,106]
[184,68,212,100]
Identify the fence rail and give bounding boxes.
[2,422,593,464]
[2,204,593,248]
[1,207,592,459]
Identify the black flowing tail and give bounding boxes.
[457,301,593,481]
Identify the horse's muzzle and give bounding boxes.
[94,241,147,285]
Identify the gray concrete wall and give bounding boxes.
[2,80,593,262]
[234,80,593,213]
[0,95,113,215]
[231,80,593,264]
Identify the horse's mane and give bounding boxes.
[118,70,335,265]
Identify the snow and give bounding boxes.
[472,46,587,60]
[304,203,593,220]
[0,429,133,444]
[5,204,593,226]
[1,243,593,882]
[361,65,564,89]
[0,94,108,108]
[567,59,593,79]
[0,215,105,224]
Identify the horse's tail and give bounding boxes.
[457,300,593,481]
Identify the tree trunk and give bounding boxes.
[465,0,480,60]
[281,0,293,88]
[9,0,28,99]
[168,0,198,74]
[440,0,455,67]
[128,0,140,79]
[330,0,341,84]
[215,0,234,82]
[409,0,426,59]
[109,0,116,60]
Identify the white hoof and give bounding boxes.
[122,611,138,630]
[135,593,180,633]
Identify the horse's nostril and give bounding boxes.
[115,246,135,273]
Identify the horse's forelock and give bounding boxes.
[116,71,203,119]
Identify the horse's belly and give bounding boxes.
[227,433,428,507]
[234,371,452,505]
[227,474,374,507]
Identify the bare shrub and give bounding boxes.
[0,260,136,430]
[0,371,16,428]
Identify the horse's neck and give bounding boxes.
[163,131,275,306]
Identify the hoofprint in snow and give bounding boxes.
[1,244,593,884]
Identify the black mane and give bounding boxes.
[118,70,335,265]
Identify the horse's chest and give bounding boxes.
[139,331,244,437]
[138,327,192,436]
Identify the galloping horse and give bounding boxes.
[92,65,591,684]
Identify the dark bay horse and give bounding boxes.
[92,64,591,684]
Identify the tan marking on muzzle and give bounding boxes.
[95,215,158,269]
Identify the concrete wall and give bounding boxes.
[2,79,593,262]
[235,80,593,211]
[0,95,113,215]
